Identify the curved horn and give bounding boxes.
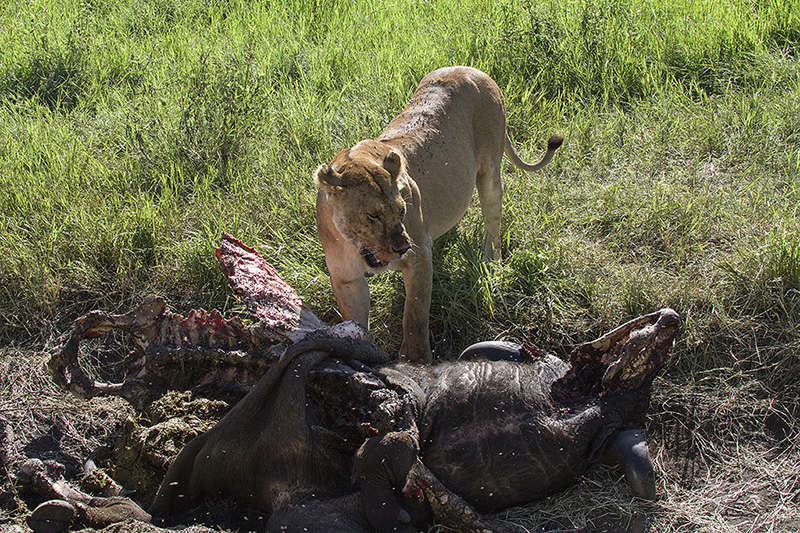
[458,341,524,362]
[605,429,656,500]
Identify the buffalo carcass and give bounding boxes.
[41,234,677,533]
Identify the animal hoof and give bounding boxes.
[85,496,152,526]
[28,499,75,533]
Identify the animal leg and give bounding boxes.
[402,458,525,533]
[354,431,421,533]
[322,237,371,327]
[267,494,373,533]
[330,273,370,327]
[605,428,656,500]
[399,244,433,362]
[476,161,503,261]
[17,458,151,530]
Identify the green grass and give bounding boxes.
[1,0,799,530]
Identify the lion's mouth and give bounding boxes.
[361,248,386,269]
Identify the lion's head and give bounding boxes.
[314,140,412,270]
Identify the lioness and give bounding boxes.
[315,66,562,362]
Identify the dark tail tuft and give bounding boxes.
[548,135,564,151]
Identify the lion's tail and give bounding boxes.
[504,132,563,173]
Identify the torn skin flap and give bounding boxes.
[215,232,325,338]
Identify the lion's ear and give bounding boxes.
[383,151,402,181]
[314,164,343,189]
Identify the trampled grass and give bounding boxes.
[1,0,799,530]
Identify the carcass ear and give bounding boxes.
[314,164,343,189]
[383,151,402,180]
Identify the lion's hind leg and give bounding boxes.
[476,160,504,261]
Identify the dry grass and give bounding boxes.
[0,347,133,478]
[2,318,798,532]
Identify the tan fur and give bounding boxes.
[315,66,562,362]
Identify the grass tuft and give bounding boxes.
[177,51,267,182]
[0,31,87,111]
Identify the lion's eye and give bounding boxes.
[367,213,380,223]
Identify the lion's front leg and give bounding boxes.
[323,240,371,327]
[399,242,433,363]
[331,273,370,327]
